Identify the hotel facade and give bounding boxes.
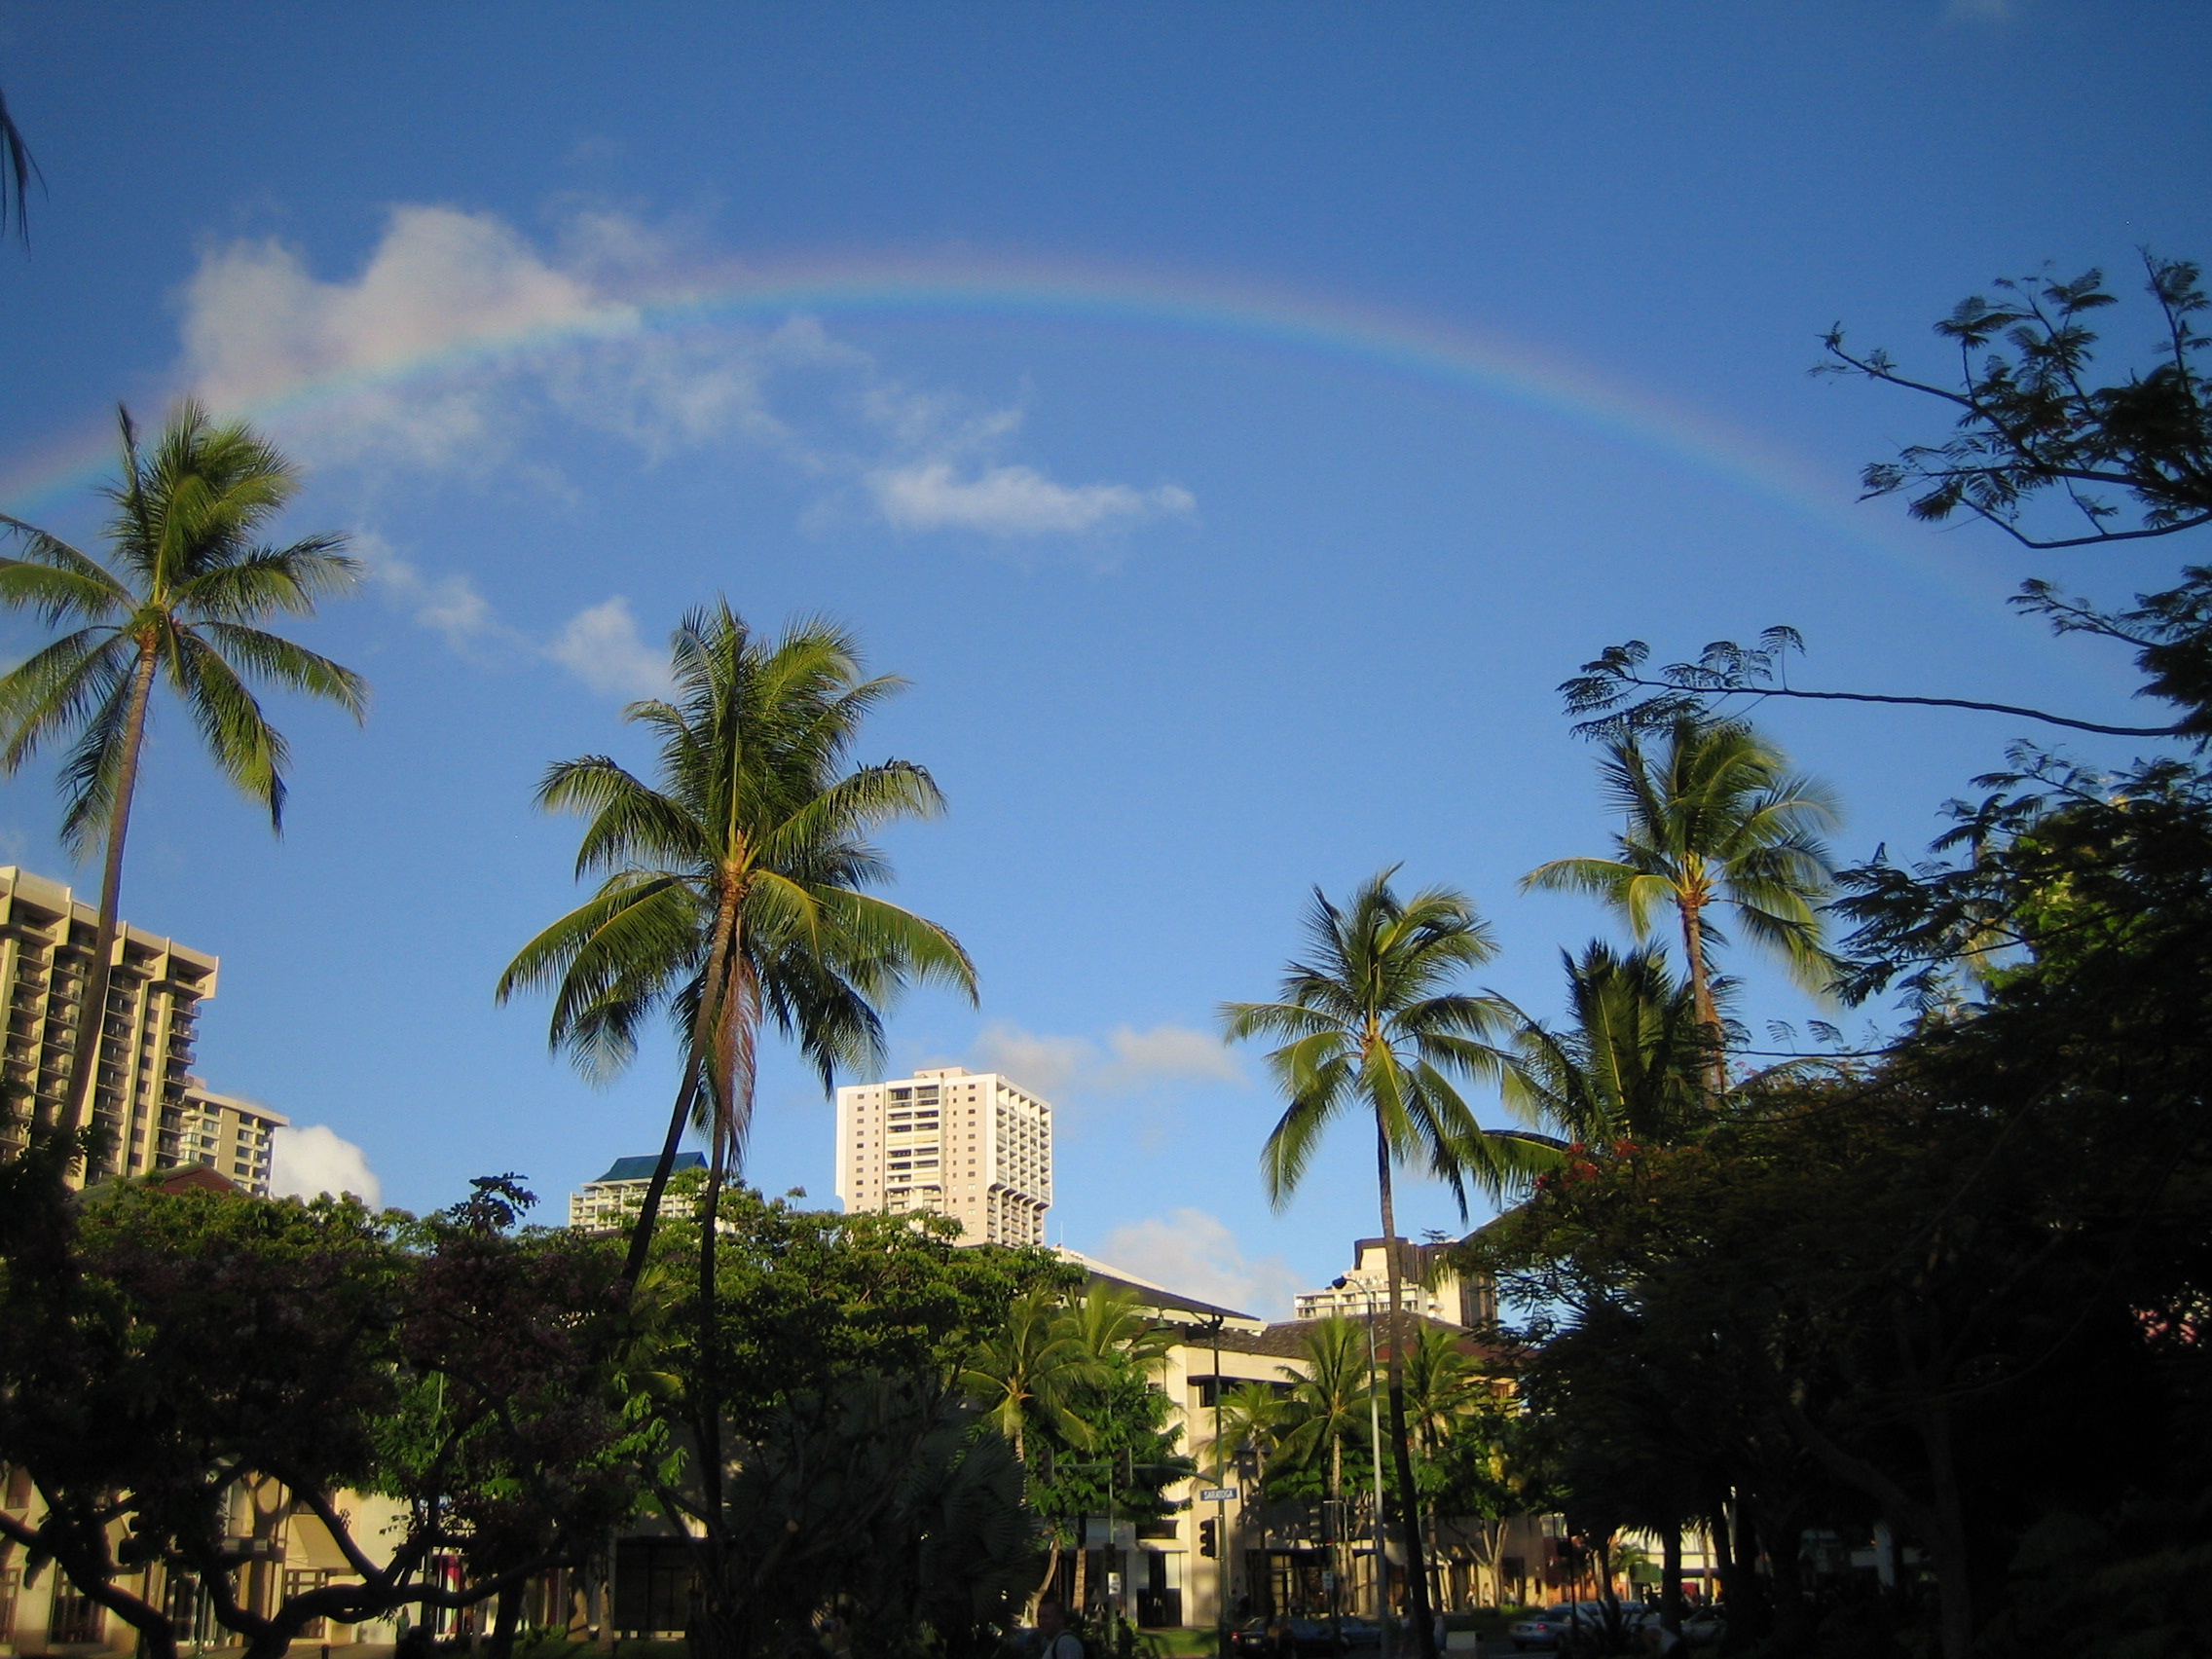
[834,1065,1051,1245]
[0,867,282,1196]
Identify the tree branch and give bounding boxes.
[1605,672,2182,738]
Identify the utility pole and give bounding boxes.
[1208,1312,1230,1658]
[1337,1273,1391,1659]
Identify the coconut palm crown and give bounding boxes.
[498,602,976,1286]
[1524,714,1837,1092]
[1223,870,1554,1217]
[0,402,366,1142]
[1504,942,1715,1149]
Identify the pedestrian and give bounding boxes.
[1037,1598,1085,1659]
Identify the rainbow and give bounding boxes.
[0,248,1916,565]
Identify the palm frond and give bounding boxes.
[0,630,129,775]
[196,621,369,719]
[166,630,290,830]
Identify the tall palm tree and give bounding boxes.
[1503,942,1713,1150]
[1223,870,1557,1659]
[500,604,974,1565]
[0,402,365,1152]
[498,603,977,1294]
[1523,714,1837,1096]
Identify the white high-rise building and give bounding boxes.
[834,1066,1051,1245]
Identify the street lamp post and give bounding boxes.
[1206,1312,1230,1658]
[1335,1275,1393,1659]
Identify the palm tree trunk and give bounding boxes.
[1676,890,1728,1102]
[1376,1129,1438,1659]
[618,888,744,1296]
[57,637,159,1149]
[693,930,756,1652]
[619,1068,700,1291]
[1330,1433,1343,1624]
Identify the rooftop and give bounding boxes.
[591,1152,708,1185]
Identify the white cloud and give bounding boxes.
[968,1019,1241,1096]
[1097,1208,1303,1320]
[352,529,500,646]
[1103,1022,1245,1088]
[971,1021,1099,1096]
[545,596,671,698]
[867,461,1195,536]
[176,204,1195,541]
[183,204,617,412]
[271,1124,384,1209]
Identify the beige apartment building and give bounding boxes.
[1064,1247,1541,1630]
[0,866,284,1197]
[1293,1236,1499,1328]
[834,1065,1051,1244]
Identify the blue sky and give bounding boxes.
[1,1,2205,1315]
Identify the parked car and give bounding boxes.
[1335,1616,1383,1647]
[1286,1617,1350,1655]
[1680,1606,1725,1645]
[1507,1603,1609,1651]
[1228,1620,1279,1657]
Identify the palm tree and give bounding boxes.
[500,604,975,1564]
[0,402,365,1154]
[498,602,977,1294]
[1523,714,1837,1096]
[959,1287,1102,1466]
[1223,870,1557,1659]
[1400,1324,1488,1614]
[1215,1380,1288,1492]
[1067,1282,1174,1374]
[1503,942,1713,1150]
[1272,1315,1372,1529]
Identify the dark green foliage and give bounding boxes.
[625,1190,1069,1659]
[686,1376,1035,1659]
[0,1172,639,1659]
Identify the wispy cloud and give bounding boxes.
[868,461,1194,536]
[352,529,501,647]
[353,530,661,701]
[177,205,1193,541]
[271,1123,384,1208]
[1097,1207,1303,1319]
[545,597,673,698]
[969,1019,1242,1097]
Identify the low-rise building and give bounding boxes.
[1293,1236,1498,1328]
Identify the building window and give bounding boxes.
[50,1581,101,1645]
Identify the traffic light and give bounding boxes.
[1198,1519,1218,1559]
[1115,1448,1134,1484]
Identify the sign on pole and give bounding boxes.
[1198,1487,1238,1503]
